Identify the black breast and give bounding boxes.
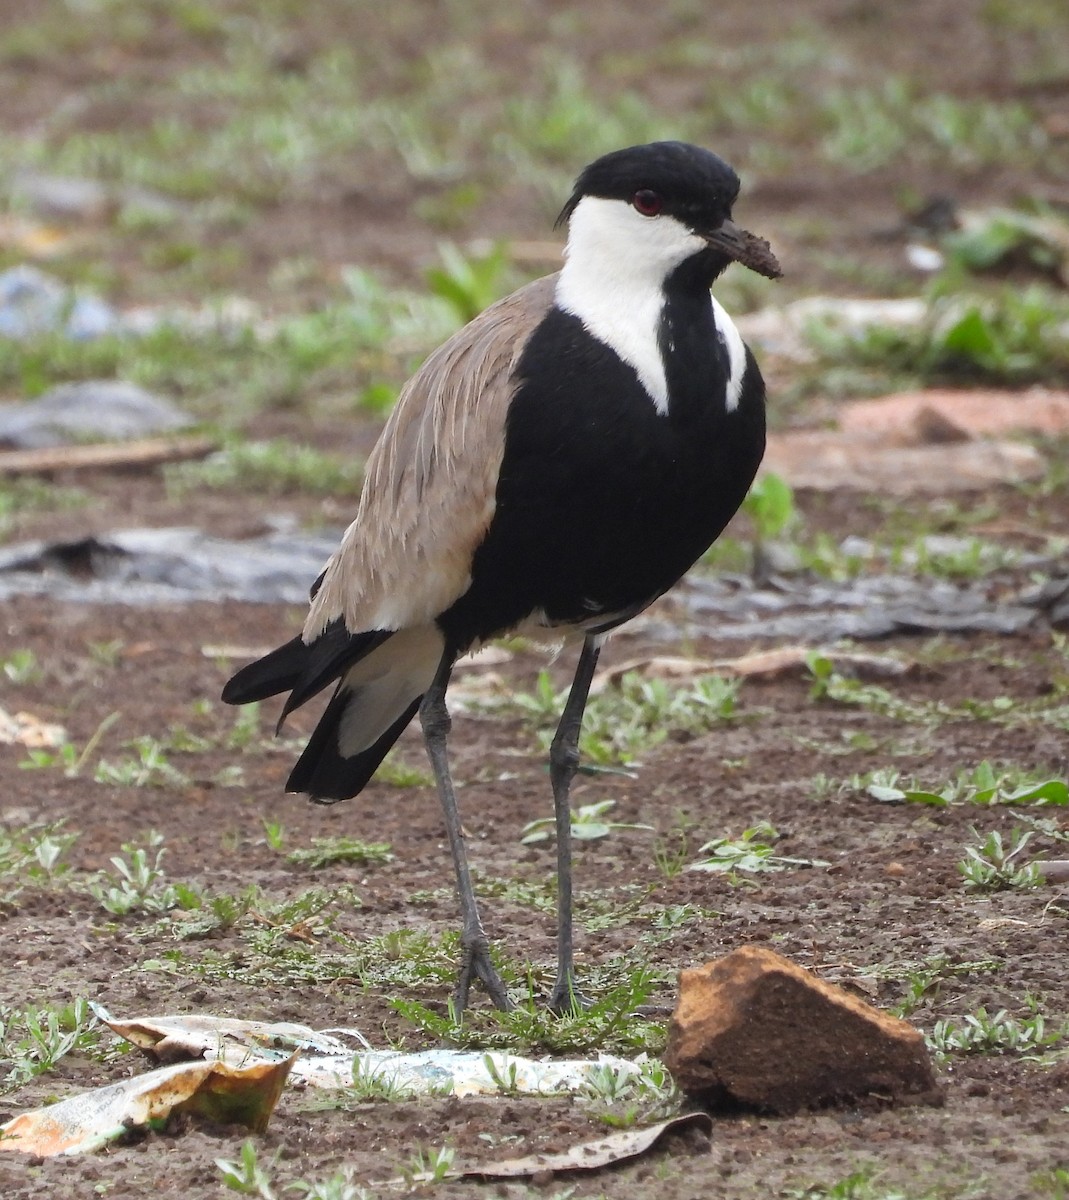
[438,298,766,653]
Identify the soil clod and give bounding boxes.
[664,945,943,1114]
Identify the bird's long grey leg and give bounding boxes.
[419,652,510,1012]
[547,634,602,1014]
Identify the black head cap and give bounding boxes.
[556,141,741,231]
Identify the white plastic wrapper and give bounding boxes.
[93,1005,645,1096]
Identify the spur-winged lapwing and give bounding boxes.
[223,140,780,1012]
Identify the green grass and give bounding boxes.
[373,752,434,788]
[392,967,666,1055]
[0,478,88,538]
[927,1004,1066,1058]
[519,799,653,846]
[1034,1168,1069,1200]
[286,836,394,870]
[0,997,102,1095]
[0,821,79,902]
[957,826,1045,892]
[145,886,678,1049]
[0,263,468,421]
[807,652,1069,731]
[0,0,1062,333]
[216,1140,281,1199]
[156,919,461,995]
[166,438,365,497]
[86,830,203,915]
[785,1167,972,1200]
[93,735,192,789]
[1,648,41,684]
[804,283,1069,387]
[501,669,741,767]
[686,819,829,877]
[819,80,1046,172]
[858,762,1069,808]
[17,704,302,792]
[709,480,1050,584]
[887,955,1005,1019]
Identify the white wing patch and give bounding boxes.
[336,624,443,756]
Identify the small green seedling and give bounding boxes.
[743,471,798,540]
[87,831,200,915]
[425,240,509,323]
[94,735,190,788]
[392,968,664,1056]
[581,1061,637,1105]
[286,837,393,869]
[651,827,692,879]
[507,669,740,766]
[649,903,712,932]
[374,753,434,788]
[349,1055,416,1102]
[0,822,79,898]
[1033,1167,1069,1200]
[2,648,41,684]
[216,1140,278,1198]
[18,711,120,778]
[262,819,287,851]
[227,703,263,750]
[520,799,653,845]
[18,743,79,773]
[783,1167,897,1200]
[890,955,1002,1018]
[404,1144,456,1186]
[482,1052,521,1095]
[580,1057,679,1128]
[863,761,1069,807]
[927,1006,1064,1057]
[957,827,1043,892]
[1,998,99,1093]
[687,820,827,875]
[87,639,124,667]
[287,1167,375,1200]
[169,887,260,940]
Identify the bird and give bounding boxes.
[222,140,780,1014]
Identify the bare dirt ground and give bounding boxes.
[2,1,1069,1198]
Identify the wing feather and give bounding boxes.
[305,273,557,639]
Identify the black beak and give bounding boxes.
[702,218,782,279]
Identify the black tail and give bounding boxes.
[221,634,307,704]
[288,691,422,801]
[222,619,429,802]
[222,621,391,726]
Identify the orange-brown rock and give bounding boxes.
[664,946,941,1114]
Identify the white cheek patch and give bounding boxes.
[556,197,707,416]
[711,296,747,413]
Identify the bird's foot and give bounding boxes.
[547,970,589,1016]
[453,938,511,1012]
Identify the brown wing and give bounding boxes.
[304,273,558,639]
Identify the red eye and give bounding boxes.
[631,189,662,217]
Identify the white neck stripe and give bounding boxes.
[711,296,746,413]
[556,195,748,418]
[556,196,708,415]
